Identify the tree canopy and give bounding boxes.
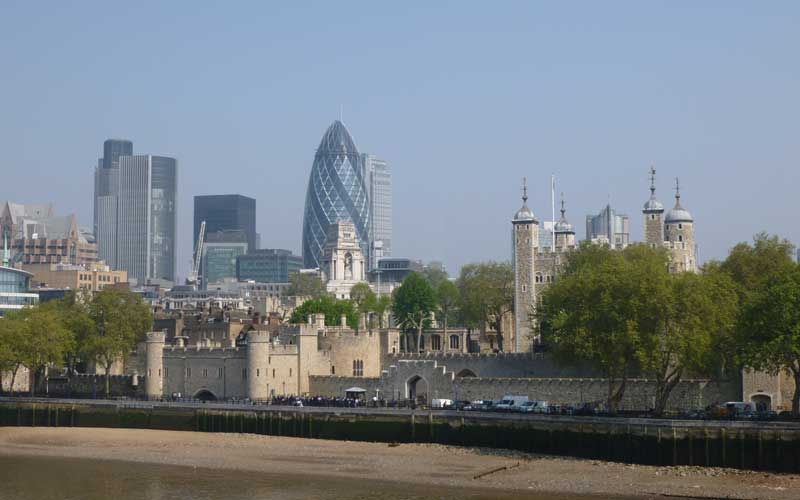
[457,262,513,351]
[392,273,436,352]
[289,295,358,329]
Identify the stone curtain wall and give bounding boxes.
[309,357,740,411]
[47,374,141,398]
[384,352,596,378]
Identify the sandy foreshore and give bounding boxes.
[0,427,797,499]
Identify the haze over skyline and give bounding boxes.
[2,2,798,280]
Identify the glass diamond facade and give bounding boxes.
[302,121,370,269]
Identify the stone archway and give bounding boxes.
[194,389,217,402]
[406,375,428,404]
[750,393,772,411]
[455,369,477,378]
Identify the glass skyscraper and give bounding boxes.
[202,230,248,287]
[117,155,177,284]
[236,248,303,283]
[94,138,133,267]
[193,195,256,253]
[362,154,392,269]
[585,204,630,249]
[302,121,370,269]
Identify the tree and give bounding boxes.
[350,282,376,330]
[85,288,153,397]
[286,272,326,299]
[54,291,94,374]
[422,266,449,290]
[0,311,27,394]
[537,245,645,412]
[392,273,436,352]
[15,302,75,396]
[289,295,358,329]
[457,262,513,351]
[436,280,459,336]
[637,266,738,415]
[737,264,800,415]
[373,295,392,329]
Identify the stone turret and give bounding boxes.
[512,178,538,353]
[642,166,665,249]
[664,178,696,273]
[246,331,270,401]
[144,331,165,400]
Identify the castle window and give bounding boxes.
[431,335,441,351]
[522,285,527,292]
[242,368,247,379]
[164,367,168,377]
[217,367,222,378]
[256,369,260,377]
[651,215,655,220]
[273,368,276,378]
[331,366,335,375]
[678,224,683,229]
[202,368,208,378]
[678,235,683,242]
[449,335,460,350]
[352,360,363,376]
[535,273,543,283]
[289,368,292,376]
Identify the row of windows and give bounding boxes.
[400,335,461,351]
[352,359,363,376]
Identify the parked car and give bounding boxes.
[495,395,529,412]
[518,400,549,413]
[464,400,494,411]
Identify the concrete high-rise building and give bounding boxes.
[585,204,630,249]
[116,155,177,285]
[511,179,538,353]
[361,154,392,268]
[193,195,256,253]
[94,138,133,267]
[302,121,370,269]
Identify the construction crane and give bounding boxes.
[187,220,206,287]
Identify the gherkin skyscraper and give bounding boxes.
[302,121,370,269]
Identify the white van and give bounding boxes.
[495,395,529,411]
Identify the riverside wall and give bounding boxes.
[1,400,799,473]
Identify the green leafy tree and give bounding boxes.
[373,294,392,329]
[0,311,27,393]
[289,295,358,329]
[54,291,95,374]
[85,289,153,397]
[350,282,376,330]
[436,280,459,336]
[16,302,75,396]
[637,265,738,414]
[738,265,800,415]
[456,262,513,351]
[537,245,644,412]
[392,273,436,352]
[286,272,326,299]
[422,266,449,290]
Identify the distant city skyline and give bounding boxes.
[2,3,798,279]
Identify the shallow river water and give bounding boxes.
[0,455,636,500]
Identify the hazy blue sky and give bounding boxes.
[1,2,798,279]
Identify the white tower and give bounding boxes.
[321,220,366,299]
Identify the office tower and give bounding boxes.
[585,204,630,249]
[94,139,133,267]
[236,248,303,283]
[201,230,248,288]
[302,121,370,269]
[116,155,177,284]
[193,195,257,253]
[361,154,392,269]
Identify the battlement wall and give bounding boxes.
[385,352,596,378]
